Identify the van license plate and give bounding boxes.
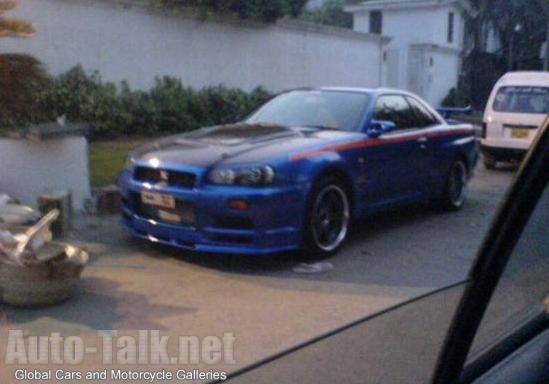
[511,129,529,139]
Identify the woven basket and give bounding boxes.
[0,243,88,307]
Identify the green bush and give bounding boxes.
[299,0,353,29]
[34,65,123,137]
[441,87,471,108]
[0,64,273,139]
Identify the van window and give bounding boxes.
[492,86,549,114]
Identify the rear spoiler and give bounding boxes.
[436,106,473,120]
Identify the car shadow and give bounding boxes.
[69,180,502,298]
[132,191,494,299]
[145,202,440,275]
[147,241,299,275]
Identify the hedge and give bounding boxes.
[151,0,308,22]
[0,64,272,139]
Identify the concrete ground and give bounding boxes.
[0,164,517,382]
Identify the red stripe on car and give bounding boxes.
[290,128,473,161]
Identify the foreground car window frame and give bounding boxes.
[432,118,549,384]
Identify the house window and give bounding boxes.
[370,11,382,34]
[447,12,454,43]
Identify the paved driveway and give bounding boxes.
[0,165,515,382]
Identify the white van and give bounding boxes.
[481,71,549,168]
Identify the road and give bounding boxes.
[0,164,517,382]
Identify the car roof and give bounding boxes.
[314,86,418,97]
[496,71,549,87]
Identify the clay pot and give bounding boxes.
[0,243,88,307]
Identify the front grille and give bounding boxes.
[134,167,161,182]
[130,192,195,225]
[134,167,196,188]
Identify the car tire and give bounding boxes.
[301,176,350,258]
[483,154,497,170]
[440,159,468,211]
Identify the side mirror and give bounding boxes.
[368,120,396,138]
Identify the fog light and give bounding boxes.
[229,199,249,210]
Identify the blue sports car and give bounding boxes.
[118,88,478,256]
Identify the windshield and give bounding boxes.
[492,86,549,114]
[247,90,369,131]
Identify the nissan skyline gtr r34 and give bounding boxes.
[118,88,478,257]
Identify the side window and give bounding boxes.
[406,96,439,128]
[373,95,417,130]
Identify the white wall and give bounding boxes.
[0,137,91,211]
[427,48,461,106]
[402,44,461,105]
[2,0,386,92]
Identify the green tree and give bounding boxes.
[0,1,44,132]
[453,0,547,108]
[299,0,353,28]
[0,54,49,129]
[466,0,546,70]
[153,0,308,22]
[0,1,35,37]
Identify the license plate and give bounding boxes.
[158,209,181,223]
[141,191,175,209]
[511,129,529,139]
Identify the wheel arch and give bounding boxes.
[301,164,354,256]
[310,165,355,215]
[454,152,471,177]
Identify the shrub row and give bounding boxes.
[1,65,272,139]
[151,0,308,22]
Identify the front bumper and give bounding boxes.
[118,170,305,254]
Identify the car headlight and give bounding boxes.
[208,166,275,186]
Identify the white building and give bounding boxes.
[346,0,475,106]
